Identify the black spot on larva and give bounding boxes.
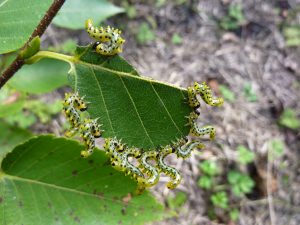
[72,170,78,176]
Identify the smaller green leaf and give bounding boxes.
[53,0,124,30]
[229,208,240,221]
[228,4,245,23]
[237,145,255,165]
[0,0,53,54]
[211,192,228,209]
[0,86,25,118]
[268,139,285,159]
[166,192,187,210]
[228,171,254,197]
[136,22,155,44]
[19,36,40,60]
[8,58,69,94]
[171,34,183,45]
[243,83,257,102]
[199,160,219,176]
[125,3,137,19]
[219,85,235,102]
[198,175,213,189]
[0,135,166,225]
[0,121,32,161]
[5,112,37,129]
[284,26,300,46]
[220,16,240,30]
[155,0,167,7]
[26,100,62,123]
[278,108,300,130]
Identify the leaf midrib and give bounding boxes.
[2,173,141,208]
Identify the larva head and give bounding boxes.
[85,19,93,30]
[92,41,100,50]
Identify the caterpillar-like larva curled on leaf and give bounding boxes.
[176,140,205,159]
[138,150,160,188]
[187,87,200,109]
[122,148,144,180]
[63,92,88,112]
[63,107,81,130]
[85,19,125,56]
[103,138,126,171]
[103,138,145,184]
[80,131,95,158]
[193,82,224,107]
[157,146,182,189]
[80,119,103,158]
[190,124,216,140]
[187,111,216,140]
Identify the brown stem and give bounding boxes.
[0,0,65,89]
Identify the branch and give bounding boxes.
[0,0,66,89]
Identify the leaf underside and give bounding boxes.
[0,135,165,225]
[70,46,191,149]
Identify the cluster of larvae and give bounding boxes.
[62,82,223,190]
[62,93,103,158]
[85,19,125,56]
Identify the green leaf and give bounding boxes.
[0,135,165,225]
[227,171,254,197]
[0,86,25,118]
[171,34,183,45]
[0,121,32,161]
[237,145,255,165]
[198,175,213,189]
[229,208,239,221]
[8,58,69,94]
[210,192,228,209]
[284,26,300,46]
[243,83,257,102]
[70,46,191,149]
[278,108,300,130]
[228,4,245,23]
[53,0,124,30]
[268,139,285,159]
[27,100,62,123]
[0,0,53,54]
[136,22,155,44]
[166,191,187,210]
[219,85,235,102]
[5,112,37,129]
[199,160,219,176]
